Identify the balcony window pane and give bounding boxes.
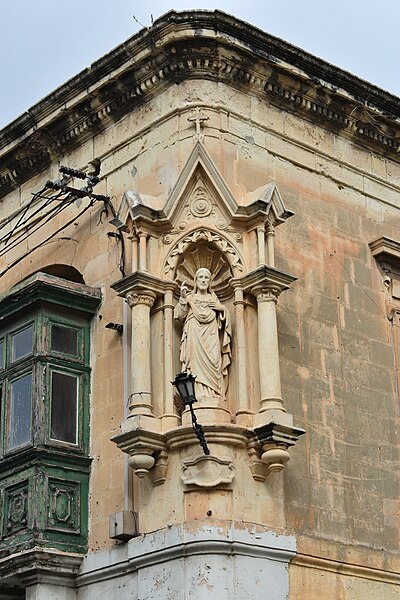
[51,325,78,356]
[11,326,33,362]
[51,372,78,444]
[7,373,32,450]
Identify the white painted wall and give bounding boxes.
[76,524,295,600]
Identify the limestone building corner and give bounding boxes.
[0,9,399,600]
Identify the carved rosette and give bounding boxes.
[189,185,213,218]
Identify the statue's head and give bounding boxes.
[194,268,212,292]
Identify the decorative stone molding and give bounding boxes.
[247,440,269,482]
[2,11,399,200]
[370,236,400,282]
[149,450,169,487]
[111,428,167,480]
[126,292,155,308]
[254,423,306,474]
[111,270,176,299]
[164,228,243,275]
[181,455,235,488]
[370,236,400,306]
[113,142,295,245]
[189,184,213,218]
[0,548,83,588]
[253,286,282,304]
[76,523,297,592]
[291,552,400,585]
[165,425,248,452]
[232,265,297,297]
[369,236,400,271]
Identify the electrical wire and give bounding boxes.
[0,199,95,279]
[0,186,49,235]
[0,193,62,248]
[102,196,126,277]
[0,193,75,258]
[0,173,125,279]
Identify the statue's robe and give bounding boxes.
[174,292,231,399]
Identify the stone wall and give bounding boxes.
[0,11,399,598]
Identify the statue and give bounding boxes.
[174,268,232,401]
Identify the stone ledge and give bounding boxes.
[0,547,83,587]
[291,553,400,586]
[77,521,296,587]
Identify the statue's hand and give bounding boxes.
[180,280,188,300]
[209,300,224,312]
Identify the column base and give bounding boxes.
[181,405,231,426]
[161,413,181,431]
[235,410,254,427]
[253,407,293,428]
[121,414,161,434]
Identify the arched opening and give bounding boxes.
[32,264,85,284]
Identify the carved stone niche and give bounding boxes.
[172,235,238,301]
[111,139,305,488]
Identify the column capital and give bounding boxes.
[266,220,276,235]
[126,291,156,308]
[252,285,281,303]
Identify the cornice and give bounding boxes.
[77,522,295,586]
[0,272,101,322]
[0,10,399,200]
[111,270,176,298]
[0,547,83,584]
[291,553,400,586]
[369,236,400,272]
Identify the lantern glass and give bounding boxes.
[172,372,196,406]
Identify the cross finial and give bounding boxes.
[187,107,209,142]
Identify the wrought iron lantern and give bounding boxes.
[172,372,210,455]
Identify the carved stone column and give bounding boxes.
[232,285,251,425]
[130,233,139,271]
[266,222,275,268]
[138,231,148,271]
[126,291,156,417]
[253,285,285,417]
[163,289,180,428]
[257,226,266,265]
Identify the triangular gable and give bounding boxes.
[163,141,238,223]
[112,142,293,232]
[245,183,294,226]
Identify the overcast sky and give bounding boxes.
[1,1,398,129]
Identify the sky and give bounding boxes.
[1,1,398,130]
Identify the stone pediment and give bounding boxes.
[244,183,294,227]
[112,142,238,232]
[163,142,237,230]
[113,141,293,233]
